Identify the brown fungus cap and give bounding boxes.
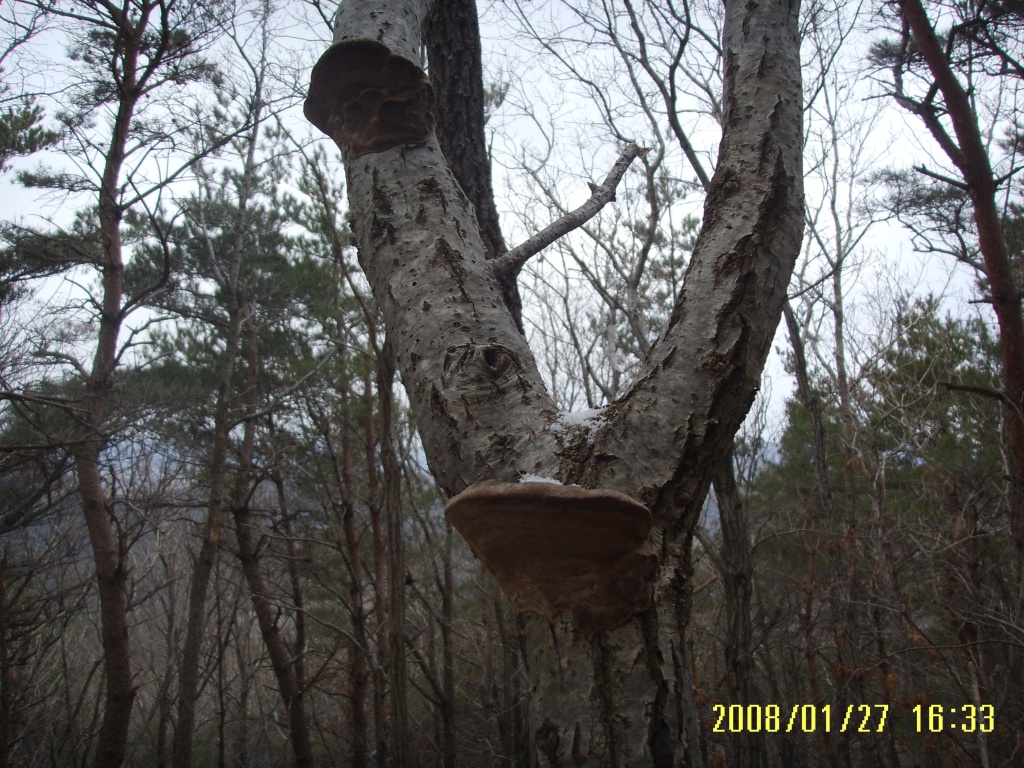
[304,38,434,157]
[445,481,658,632]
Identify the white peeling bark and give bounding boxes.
[308,0,802,761]
[345,141,565,490]
[572,0,805,515]
[332,0,430,60]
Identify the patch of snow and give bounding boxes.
[520,473,563,485]
[548,406,607,444]
[558,407,605,426]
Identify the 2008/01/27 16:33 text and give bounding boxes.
[712,703,996,734]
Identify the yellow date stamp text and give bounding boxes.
[712,704,889,733]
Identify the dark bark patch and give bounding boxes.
[759,98,783,168]
[304,38,434,157]
[430,238,474,305]
[429,384,461,455]
[536,719,561,766]
[445,481,658,631]
[370,214,396,245]
[649,720,674,767]
[441,345,519,403]
[757,45,769,78]
[371,178,394,216]
[417,177,448,212]
[429,237,468,282]
[593,635,622,763]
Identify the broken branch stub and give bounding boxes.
[445,481,658,631]
[304,38,434,157]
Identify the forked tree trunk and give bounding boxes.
[305,0,802,762]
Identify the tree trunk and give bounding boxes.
[306,0,802,761]
[172,236,247,768]
[230,328,314,768]
[378,339,411,764]
[896,0,1024,580]
[424,0,522,330]
[0,557,12,768]
[440,527,456,768]
[79,82,138,768]
[711,451,765,768]
[362,364,390,766]
[329,399,370,768]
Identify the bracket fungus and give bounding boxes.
[304,38,434,156]
[445,481,658,631]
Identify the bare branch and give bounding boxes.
[939,380,1014,409]
[494,143,649,278]
[913,163,969,190]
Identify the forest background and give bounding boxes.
[0,0,1022,766]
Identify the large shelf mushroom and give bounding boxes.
[304,38,434,157]
[445,481,657,631]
